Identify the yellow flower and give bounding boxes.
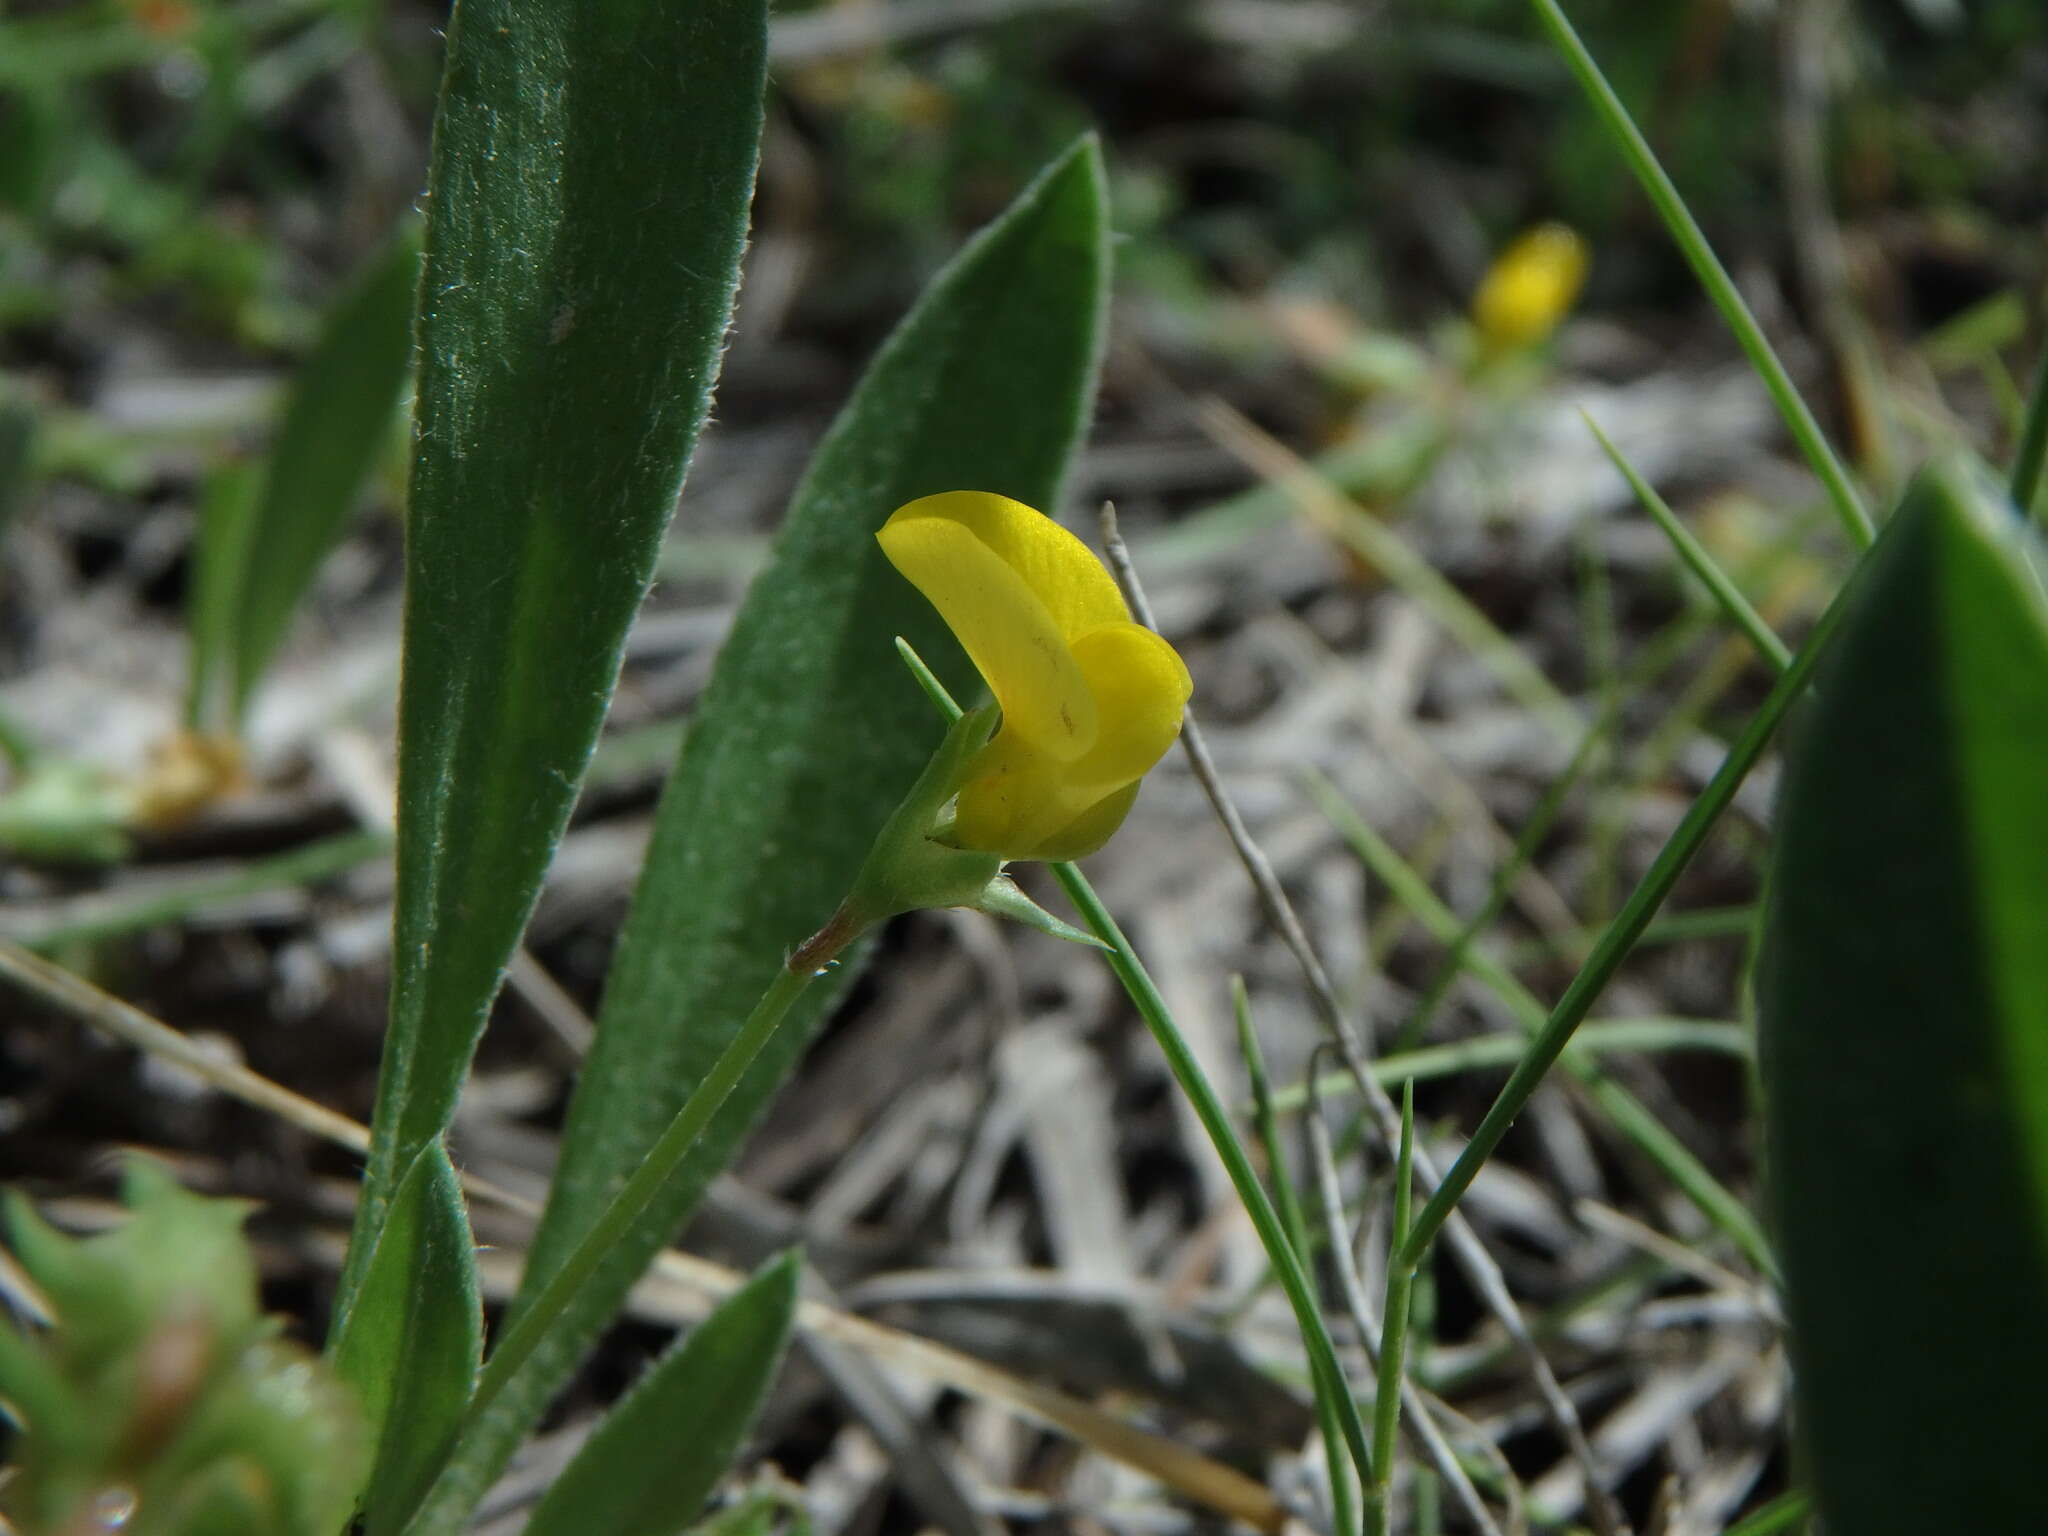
[1471,222,1590,350]
[878,491,1192,861]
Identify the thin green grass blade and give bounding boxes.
[1369,1083,1417,1508]
[1356,494,1865,1266]
[328,1146,481,1536]
[1397,697,1615,1053]
[2010,341,2048,516]
[11,829,388,951]
[186,460,261,731]
[1530,0,1872,549]
[336,0,768,1316]
[1235,977,1355,1536]
[416,140,1110,1530]
[903,654,1376,1499]
[227,229,418,724]
[1272,1018,1751,1114]
[1758,458,2048,1531]
[1052,860,1377,1498]
[1308,773,1779,1275]
[520,1253,799,1536]
[1583,412,1791,672]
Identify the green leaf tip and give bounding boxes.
[328,1145,481,1536]
[521,1250,800,1536]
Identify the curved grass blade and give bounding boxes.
[223,229,419,727]
[1758,458,2048,1532]
[403,138,1111,1534]
[335,0,768,1317]
[328,1146,481,1536]
[521,1253,799,1536]
[1529,0,1870,549]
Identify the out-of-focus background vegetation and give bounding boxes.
[2,1,2044,1531]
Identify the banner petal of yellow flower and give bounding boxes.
[878,510,1098,760]
[889,491,1129,640]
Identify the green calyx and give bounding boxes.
[790,703,1109,972]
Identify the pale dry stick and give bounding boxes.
[1295,1061,1514,1536]
[1100,505,1630,1536]
[0,939,1287,1534]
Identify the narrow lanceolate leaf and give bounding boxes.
[328,1146,481,1536]
[1758,457,2048,1532]
[521,1253,800,1536]
[226,229,418,726]
[407,139,1109,1533]
[335,0,767,1317]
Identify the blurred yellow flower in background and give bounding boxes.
[878,492,1191,861]
[1472,222,1590,350]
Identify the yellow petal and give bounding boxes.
[884,492,1128,640]
[949,728,1062,856]
[950,623,1191,858]
[1062,623,1191,790]
[878,510,1097,760]
[1021,782,1141,862]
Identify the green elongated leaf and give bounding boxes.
[329,1146,481,1536]
[224,230,418,726]
[186,459,261,731]
[406,138,1109,1534]
[1758,457,2048,1532]
[521,1253,800,1536]
[335,0,768,1318]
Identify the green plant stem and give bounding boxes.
[1370,1084,1417,1508]
[1053,861,1378,1519]
[1395,564,1859,1272]
[2011,340,2048,517]
[14,830,389,951]
[899,637,1382,1516]
[1531,0,1871,550]
[1236,979,1356,1536]
[449,957,823,1452]
[1584,413,1793,671]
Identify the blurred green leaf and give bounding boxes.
[329,1147,481,1536]
[1759,457,2048,1532]
[221,229,418,727]
[186,459,261,731]
[521,1252,799,1536]
[407,136,1109,1533]
[334,0,769,1321]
